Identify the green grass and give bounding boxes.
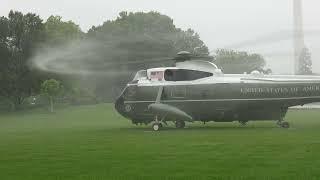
[1,104,320,180]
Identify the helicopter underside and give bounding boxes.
[118,100,289,124]
[115,89,320,127]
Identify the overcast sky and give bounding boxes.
[2,0,320,74]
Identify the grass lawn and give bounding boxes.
[1,104,320,180]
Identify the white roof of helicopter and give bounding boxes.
[147,60,220,74]
[133,60,320,85]
[129,52,320,85]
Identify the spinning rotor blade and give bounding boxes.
[223,30,320,49]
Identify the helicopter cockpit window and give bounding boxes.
[133,70,147,81]
[164,69,213,81]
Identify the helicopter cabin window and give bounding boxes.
[164,69,213,81]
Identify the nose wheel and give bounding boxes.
[152,116,164,131]
[152,123,161,131]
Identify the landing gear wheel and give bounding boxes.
[280,122,290,128]
[152,123,161,131]
[175,121,185,129]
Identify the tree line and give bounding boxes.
[0,10,273,111]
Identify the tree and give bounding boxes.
[173,28,208,55]
[0,11,45,110]
[0,16,10,73]
[41,15,84,97]
[87,11,209,61]
[298,47,312,75]
[214,49,267,74]
[86,11,209,100]
[0,16,11,108]
[41,79,63,112]
[44,15,83,46]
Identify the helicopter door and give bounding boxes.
[170,85,187,99]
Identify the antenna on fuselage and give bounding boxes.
[174,51,192,62]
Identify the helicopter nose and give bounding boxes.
[114,88,133,119]
[115,96,125,116]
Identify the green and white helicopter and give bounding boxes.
[115,51,320,131]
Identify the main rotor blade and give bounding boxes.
[219,30,320,50]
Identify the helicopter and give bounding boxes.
[115,51,320,131]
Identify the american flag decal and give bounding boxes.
[150,71,164,81]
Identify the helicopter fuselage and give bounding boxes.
[115,69,320,125]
